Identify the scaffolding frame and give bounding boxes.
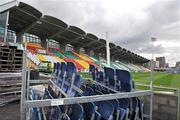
[20,47,154,120]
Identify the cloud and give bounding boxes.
[0,0,179,66]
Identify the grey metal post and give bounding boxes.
[177,89,180,120]
[20,42,27,120]
[4,10,9,42]
[27,65,30,100]
[150,59,154,120]
[106,32,110,67]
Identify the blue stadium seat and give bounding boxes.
[104,67,116,89]
[130,97,140,120]
[44,89,62,119]
[119,98,131,119]
[97,101,114,120]
[82,102,102,120]
[82,102,96,119]
[68,104,84,120]
[59,62,67,81]
[116,69,132,92]
[82,86,94,96]
[29,90,42,120]
[53,62,61,83]
[119,108,126,120]
[96,71,105,83]
[62,62,77,93]
[68,74,82,97]
[44,88,70,120]
[89,64,97,80]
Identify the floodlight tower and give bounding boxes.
[151,37,157,60]
[150,37,157,120]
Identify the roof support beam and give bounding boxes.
[81,40,97,48]
[16,20,38,36]
[58,36,69,42]
[92,44,105,50]
[48,27,68,39]
[16,7,39,20]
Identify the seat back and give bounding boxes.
[98,101,114,120]
[105,67,116,88]
[96,71,104,83]
[44,89,62,120]
[60,62,66,80]
[63,62,77,92]
[67,62,77,78]
[82,86,94,96]
[68,74,82,97]
[53,62,60,82]
[119,99,130,109]
[116,69,132,92]
[89,64,97,80]
[53,62,56,73]
[29,90,42,120]
[69,104,84,120]
[82,102,96,119]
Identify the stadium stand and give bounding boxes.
[0,1,153,120]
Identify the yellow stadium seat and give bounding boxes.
[75,59,89,69]
[37,54,46,61]
[73,52,94,62]
[53,56,65,63]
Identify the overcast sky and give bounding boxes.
[1,0,180,66]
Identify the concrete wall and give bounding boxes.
[142,93,178,120]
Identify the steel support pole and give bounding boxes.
[106,32,110,67]
[3,10,9,42]
[20,42,27,120]
[150,59,154,120]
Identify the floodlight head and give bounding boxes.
[151,37,157,42]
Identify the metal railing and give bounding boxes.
[136,82,180,120]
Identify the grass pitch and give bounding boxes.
[132,72,180,89]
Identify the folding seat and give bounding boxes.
[96,71,105,83]
[82,102,102,120]
[106,99,126,120]
[116,69,144,119]
[44,89,70,120]
[68,104,84,120]
[53,62,61,83]
[61,62,77,93]
[115,69,132,92]
[119,98,130,120]
[104,67,116,89]
[29,90,42,120]
[97,101,114,120]
[58,62,67,86]
[92,84,102,92]
[82,86,94,96]
[53,62,56,74]
[137,98,144,120]
[68,74,82,97]
[89,64,97,80]
[130,97,141,120]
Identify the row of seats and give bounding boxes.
[52,62,82,97]
[89,64,144,120]
[29,62,144,120]
[51,62,128,120]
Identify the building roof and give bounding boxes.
[0,1,149,63]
